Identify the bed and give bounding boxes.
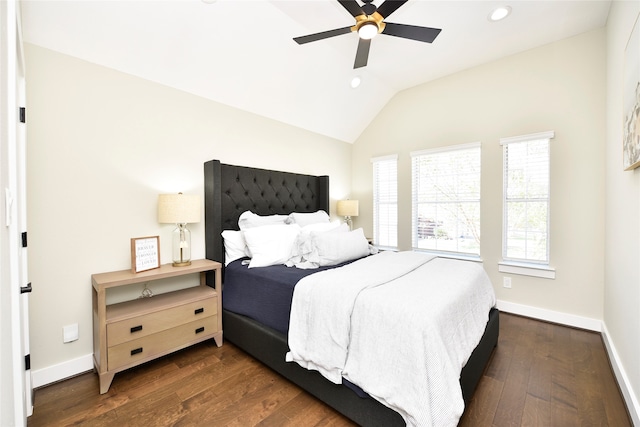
[203,159,499,426]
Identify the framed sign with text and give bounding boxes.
[131,236,160,273]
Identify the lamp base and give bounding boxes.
[171,224,192,267]
[172,260,192,267]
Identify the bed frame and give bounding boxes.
[204,159,499,426]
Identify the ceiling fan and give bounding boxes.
[293,0,442,69]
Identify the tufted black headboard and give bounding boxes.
[204,160,330,268]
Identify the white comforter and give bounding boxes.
[286,251,496,427]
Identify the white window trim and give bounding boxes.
[499,130,555,146]
[411,141,481,157]
[370,154,398,163]
[500,130,555,277]
[498,261,556,279]
[414,248,483,263]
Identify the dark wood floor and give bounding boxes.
[28,313,631,426]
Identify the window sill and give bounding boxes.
[374,245,398,252]
[413,249,483,264]
[498,261,555,279]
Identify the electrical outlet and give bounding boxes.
[63,323,79,343]
[503,277,512,289]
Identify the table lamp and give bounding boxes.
[158,193,200,266]
[337,199,359,230]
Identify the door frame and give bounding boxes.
[1,0,30,424]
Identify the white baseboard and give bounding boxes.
[31,353,94,389]
[496,299,602,331]
[601,323,640,426]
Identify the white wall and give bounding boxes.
[604,1,640,423]
[352,28,606,326]
[25,44,352,381]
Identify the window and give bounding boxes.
[501,131,554,266]
[372,155,397,248]
[411,143,481,257]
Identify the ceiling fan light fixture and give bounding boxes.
[358,22,378,40]
[489,6,511,21]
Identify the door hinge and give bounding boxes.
[24,354,30,370]
[21,231,27,248]
[20,282,32,294]
[19,107,26,123]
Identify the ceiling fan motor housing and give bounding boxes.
[353,12,386,37]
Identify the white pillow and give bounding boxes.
[312,227,370,267]
[221,230,249,266]
[238,211,289,230]
[301,220,344,234]
[287,210,330,227]
[243,224,301,268]
[287,221,346,266]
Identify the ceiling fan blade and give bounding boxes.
[354,38,371,69]
[382,22,442,43]
[338,0,365,18]
[294,26,353,45]
[375,0,409,19]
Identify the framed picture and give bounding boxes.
[131,236,160,273]
[623,13,640,170]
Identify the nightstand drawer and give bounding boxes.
[107,296,216,346]
[107,316,218,371]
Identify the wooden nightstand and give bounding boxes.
[91,259,222,394]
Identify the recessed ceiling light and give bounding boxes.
[489,6,511,22]
[351,76,362,89]
[201,0,217,4]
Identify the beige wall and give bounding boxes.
[25,44,352,374]
[25,12,640,418]
[351,28,606,321]
[605,1,640,421]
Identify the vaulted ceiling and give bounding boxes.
[21,0,611,143]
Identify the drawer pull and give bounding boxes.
[130,347,143,356]
[195,327,205,334]
[130,325,143,333]
[194,307,204,315]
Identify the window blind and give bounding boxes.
[411,142,481,256]
[501,131,553,264]
[371,155,398,248]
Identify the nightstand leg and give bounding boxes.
[99,372,116,394]
[213,332,223,347]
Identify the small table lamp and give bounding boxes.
[337,199,359,230]
[158,193,200,266]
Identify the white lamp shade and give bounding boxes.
[337,200,359,217]
[158,193,201,224]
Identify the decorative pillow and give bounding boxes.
[221,230,249,266]
[243,224,301,268]
[287,210,330,227]
[312,227,370,267]
[287,221,346,267]
[238,211,289,231]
